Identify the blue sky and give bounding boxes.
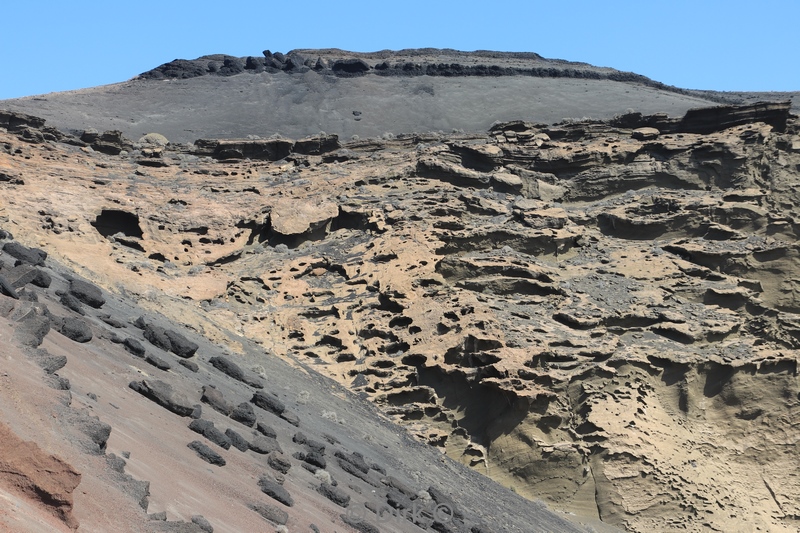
[1,1,797,99]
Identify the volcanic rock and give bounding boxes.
[187,441,226,466]
[3,241,47,266]
[188,419,231,450]
[229,402,256,426]
[68,278,105,308]
[53,316,93,343]
[224,428,250,452]
[257,476,293,507]
[0,273,18,299]
[129,380,194,417]
[200,385,233,415]
[250,391,285,415]
[208,356,264,388]
[317,482,350,507]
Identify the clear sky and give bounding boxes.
[1,0,797,100]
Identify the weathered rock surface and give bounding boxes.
[5,94,800,532]
[0,165,592,533]
[53,315,93,343]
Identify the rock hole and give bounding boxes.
[92,209,143,239]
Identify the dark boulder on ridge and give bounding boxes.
[331,58,370,75]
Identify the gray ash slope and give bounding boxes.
[0,228,611,531]
[2,48,795,144]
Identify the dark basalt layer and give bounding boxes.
[137,48,703,101]
[612,100,792,134]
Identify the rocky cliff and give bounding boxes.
[1,98,799,532]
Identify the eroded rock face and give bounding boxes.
[0,173,583,533]
[2,103,800,532]
[268,198,339,245]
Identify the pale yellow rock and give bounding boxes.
[537,180,567,202]
[270,198,339,235]
[632,127,660,140]
[491,172,522,190]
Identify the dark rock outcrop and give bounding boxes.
[53,316,93,343]
[248,502,289,525]
[268,453,291,474]
[65,409,112,455]
[612,100,792,134]
[142,323,172,351]
[217,58,245,77]
[331,58,371,75]
[193,139,293,161]
[3,264,52,289]
[224,428,250,452]
[187,440,226,466]
[249,436,282,455]
[208,356,264,388]
[293,134,341,155]
[0,110,47,132]
[200,385,233,415]
[317,482,350,507]
[68,279,105,308]
[250,391,285,415]
[137,317,198,358]
[129,380,194,417]
[3,242,47,266]
[14,314,51,348]
[257,476,293,507]
[164,329,198,358]
[123,338,146,357]
[59,293,85,315]
[139,59,209,80]
[145,353,171,370]
[89,130,134,155]
[229,402,256,427]
[188,419,231,450]
[340,514,380,533]
[0,274,19,299]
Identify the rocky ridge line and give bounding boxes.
[136,48,733,104]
